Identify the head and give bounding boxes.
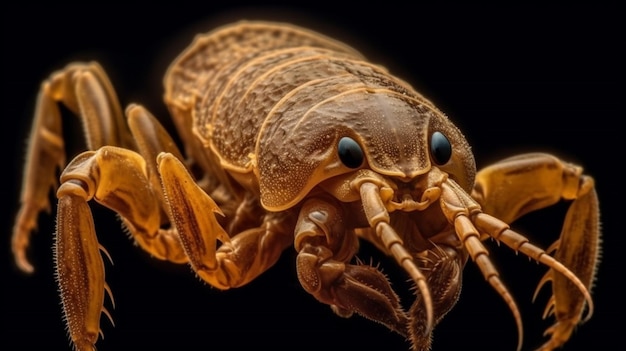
[255,87,476,213]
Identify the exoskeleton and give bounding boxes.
[11,21,600,350]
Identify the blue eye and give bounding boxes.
[338,137,364,169]
[430,132,452,165]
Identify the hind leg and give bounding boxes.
[471,153,600,350]
[13,62,134,273]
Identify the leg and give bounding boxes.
[13,62,134,272]
[156,153,294,289]
[293,197,409,337]
[471,153,600,350]
[56,144,188,351]
[407,246,465,351]
[358,226,466,351]
[13,65,190,349]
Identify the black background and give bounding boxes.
[3,3,621,350]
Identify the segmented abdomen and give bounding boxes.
[165,21,421,174]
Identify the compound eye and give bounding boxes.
[338,137,364,169]
[430,131,452,165]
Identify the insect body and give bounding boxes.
[11,21,600,350]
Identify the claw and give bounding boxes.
[533,270,552,303]
[541,295,556,320]
[102,306,115,328]
[104,283,115,310]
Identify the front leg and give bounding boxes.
[471,152,601,350]
[293,197,409,337]
[157,153,294,289]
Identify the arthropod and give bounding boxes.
[11,21,600,350]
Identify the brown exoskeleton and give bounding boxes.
[11,21,600,350]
